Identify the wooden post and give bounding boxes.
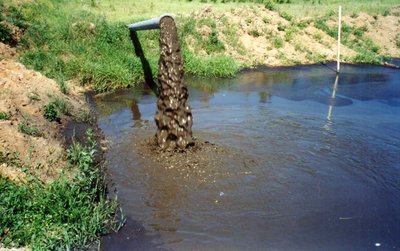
[337,6,341,73]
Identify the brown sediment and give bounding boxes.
[155,16,193,150]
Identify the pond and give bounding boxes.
[97,63,400,250]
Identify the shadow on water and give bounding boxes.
[129,30,159,96]
[96,62,400,250]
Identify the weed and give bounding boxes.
[351,12,359,18]
[296,20,310,29]
[396,33,400,48]
[18,116,42,137]
[43,102,61,122]
[272,37,284,48]
[75,107,94,124]
[313,33,323,42]
[353,25,368,38]
[306,53,327,63]
[52,97,71,115]
[352,51,383,64]
[0,129,118,250]
[383,9,390,16]
[264,1,275,11]
[43,97,71,122]
[0,111,10,120]
[280,11,293,22]
[59,79,69,94]
[284,27,297,42]
[294,43,304,52]
[28,91,40,101]
[277,22,286,31]
[249,29,261,37]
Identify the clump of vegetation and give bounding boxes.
[249,29,261,37]
[284,26,297,42]
[279,11,293,21]
[43,97,71,122]
[28,91,40,101]
[0,111,10,120]
[0,129,119,250]
[264,1,276,11]
[272,37,284,48]
[18,116,42,137]
[74,107,94,124]
[396,33,400,48]
[43,102,60,122]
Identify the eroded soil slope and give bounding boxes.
[0,52,86,183]
[185,5,400,67]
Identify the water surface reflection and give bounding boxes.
[98,63,400,250]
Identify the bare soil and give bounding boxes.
[0,52,86,183]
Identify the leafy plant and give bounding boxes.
[43,102,61,122]
[272,37,284,48]
[264,1,276,11]
[43,97,71,122]
[0,111,10,120]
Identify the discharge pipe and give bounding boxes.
[128,13,175,31]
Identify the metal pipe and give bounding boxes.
[128,13,175,31]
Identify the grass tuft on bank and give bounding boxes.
[0,129,118,250]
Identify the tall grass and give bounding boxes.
[0,129,118,250]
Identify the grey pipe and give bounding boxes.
[128,13,175,31]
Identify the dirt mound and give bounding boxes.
[137,136,257,184]
[183,5,399,67]
[0,59,85,183]
[0,42,17,60]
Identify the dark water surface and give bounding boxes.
[96,63,400,251]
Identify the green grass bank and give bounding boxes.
[0,129,119,250]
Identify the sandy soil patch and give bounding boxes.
[0,57,86,183]
[183,5,399,67]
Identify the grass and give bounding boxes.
[18,116,42,137]
[74,107,95,124]
[272,37,284,48]
[0,112,10,120]
[62,0,250,22]
[0,129,119,250]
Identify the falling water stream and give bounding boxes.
[155,16,193,150]
[98,63,399,250]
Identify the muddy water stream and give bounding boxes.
[97,63,399,250]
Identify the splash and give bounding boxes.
[155,16,193,150]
